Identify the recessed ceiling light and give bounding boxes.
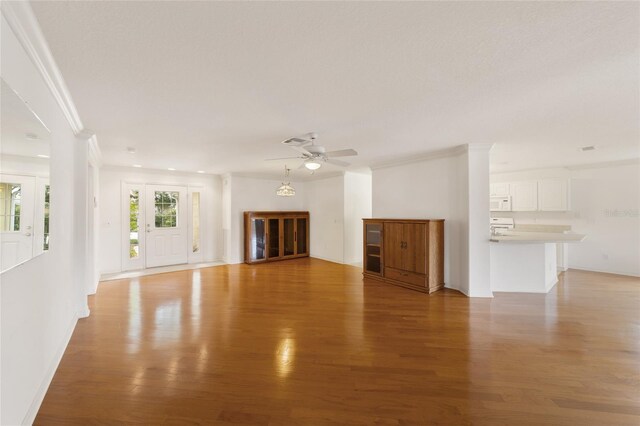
[127,147,137,154]
[168,167,176,171]
[36,154,49,158]
[197,170,205,174]
[133,164,142,168]
[580,145,596,152]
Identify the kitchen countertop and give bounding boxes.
[490,231,587,243]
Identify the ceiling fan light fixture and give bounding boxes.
[304,160,322,170]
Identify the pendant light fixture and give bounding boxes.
[276,166,296,197]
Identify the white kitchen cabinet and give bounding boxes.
[490,182,510,197]
[511,181,538,211]
[538,179,568,211]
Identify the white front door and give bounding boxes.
[0,174,35,272]
[145,185,188,268]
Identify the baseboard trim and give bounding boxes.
[568,266,640,278]
[446,284,468,296]
[309,255,344,265]
[22,315,77,425]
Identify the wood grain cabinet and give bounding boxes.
[363,219,444,293]
[244,211,309,264]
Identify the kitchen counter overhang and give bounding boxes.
[490,231,586,243]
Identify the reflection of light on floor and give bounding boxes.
[154,300,182,348]
[275,337,295,378]
[191,271,201,338]
[197,344,209,373]
[167,356,180,382]
[127,280,141,354]
[131,366,146,394]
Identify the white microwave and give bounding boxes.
[490,196,512,212]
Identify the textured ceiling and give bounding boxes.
[30,1,639,176]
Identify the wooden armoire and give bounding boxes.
[363,219,444,293]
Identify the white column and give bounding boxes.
[74,134,90,318]
[465,143,493,297]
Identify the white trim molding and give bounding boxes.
[88,135,103,168]
[0,1,93,139]
[370,144,469,170]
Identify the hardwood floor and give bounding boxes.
[35,258,640,425]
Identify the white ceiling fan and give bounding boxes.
[266,132,358,172]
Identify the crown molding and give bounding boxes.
[370,144,469,170]
[566,157,640,171]
[229,170,345,182]
[1,1,87,137]
[490,157,640,175]
[101,164,220,178]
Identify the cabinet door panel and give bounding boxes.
[384,223,403,270]
[538,179,568,211]
[283,218,295,256]
[490,183,510,197]
[296,217,308,255]
[267,218,280,258]
[403,223,426,274]
[364,222,383,275]
[511,181,538,211]
[250,218,266,261]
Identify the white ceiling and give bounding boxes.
[30,1,639,177]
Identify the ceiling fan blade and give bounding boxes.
[291,145,313,156]
[324,149,358,158]
[326,158,350,167]
[281,137,311,146]
[265,156,304,161]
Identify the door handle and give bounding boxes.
[25,232,32,237]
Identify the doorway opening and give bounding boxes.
[122,182,202,271]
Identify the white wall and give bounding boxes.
[372,145,492,296]
[304,175,345,263]
[225,175,305,264]
[98,167,223,274]
[491,161,640,277]
[0,155,50,177]
[343,172,372,265]
[1,6,89,424]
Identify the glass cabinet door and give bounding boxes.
[250,218,266,261]
[268,218,280,258]
[283,218,295,256]
[296,217,308,255]
[364,222,382,274]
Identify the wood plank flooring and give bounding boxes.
[35,258,640,425]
